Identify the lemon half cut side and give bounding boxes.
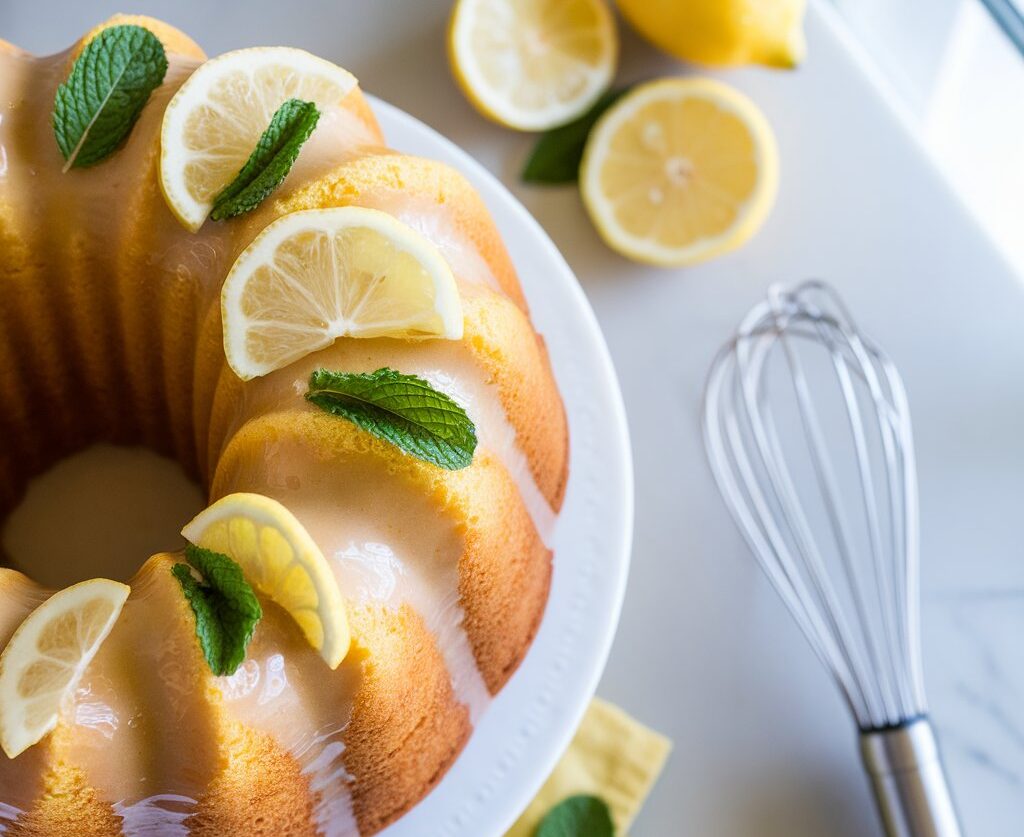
[449,0,618,131]
[581,77,779,266]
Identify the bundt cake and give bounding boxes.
[0,14,567,836]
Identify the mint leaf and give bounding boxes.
[52,24,168,170]
[522,88,630,185]
[211,98,321,220]
[535,795,614,837]
[306,367,477,470]
[172,545,262,677]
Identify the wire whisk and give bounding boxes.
[703,280,960,837]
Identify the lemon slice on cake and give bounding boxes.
[182,493,349,669]
[160,46,358,231]
[448,0,617,130]
[580,78,779,267]
[221,206,463,380]
[0,579,130,758]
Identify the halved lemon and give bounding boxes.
[160,46,359,231]
[182,493,349,669]
[580,77,779,267]
[221,206,463,380]
[0,579,130,758]
[448,0,617,131]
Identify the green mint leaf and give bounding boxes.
[52,24,168,170]
[535,795,615,837]
[172,545,262,677]
[306,367,477,471]
[522,88,631,185]
[211,98,321,220]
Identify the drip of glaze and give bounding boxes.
[112,795,197,837]
[361,192,500,292]
[333,541,491,723]
[216,599,361,837]
[0,804,20,832]
[421,368,558,549]
[298,725,359,837]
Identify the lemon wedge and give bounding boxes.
[448,0,617,131]
[580,77,778,267]
[221,206,463,380]
[0,578,130,758]
[182,492,349,669]
[160,46,358,231]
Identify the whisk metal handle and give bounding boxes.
[860,718,961,837]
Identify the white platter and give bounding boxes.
[371,98,633,836]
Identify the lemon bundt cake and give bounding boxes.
[0,15,567,836]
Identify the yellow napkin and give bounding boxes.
[506,698,672,836]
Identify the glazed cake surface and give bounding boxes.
[0,15,567,836]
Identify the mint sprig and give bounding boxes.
[172,545,262,677]
[211,98,321,220]
[522,88,630,185]
[305,367,477,471]
[52,24,168,170]
[535,795,615,837]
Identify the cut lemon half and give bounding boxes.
[580,77,779,267]
[0,578,130,758]
[182,493,349,669]
[448,0,617,131]
[221,206,463,380]
[160,46,358,231]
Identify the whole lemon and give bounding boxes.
[617,0,806,68]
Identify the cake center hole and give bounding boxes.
[2,444,205,588]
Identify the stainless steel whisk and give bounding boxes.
[703,280,961,837]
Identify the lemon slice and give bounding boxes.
[580,77,779,267]
[160,46,358,231]
[448,0,617,131]
[221,206,463,380]
[0,579,130,758]
[182,493,349,669]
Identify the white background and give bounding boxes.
[3,1,1023,835]
[833,0,1024,276]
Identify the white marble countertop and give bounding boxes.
[4,2,1023,834]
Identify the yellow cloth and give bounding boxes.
[506,698,672,836]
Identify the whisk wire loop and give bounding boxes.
[709,325,874,723]
[703,280,926,731]
[741,332,881,722]
[806,286,913,715]
[777,324,896,726]
[704,281,959,836]
[837,322,915,717]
